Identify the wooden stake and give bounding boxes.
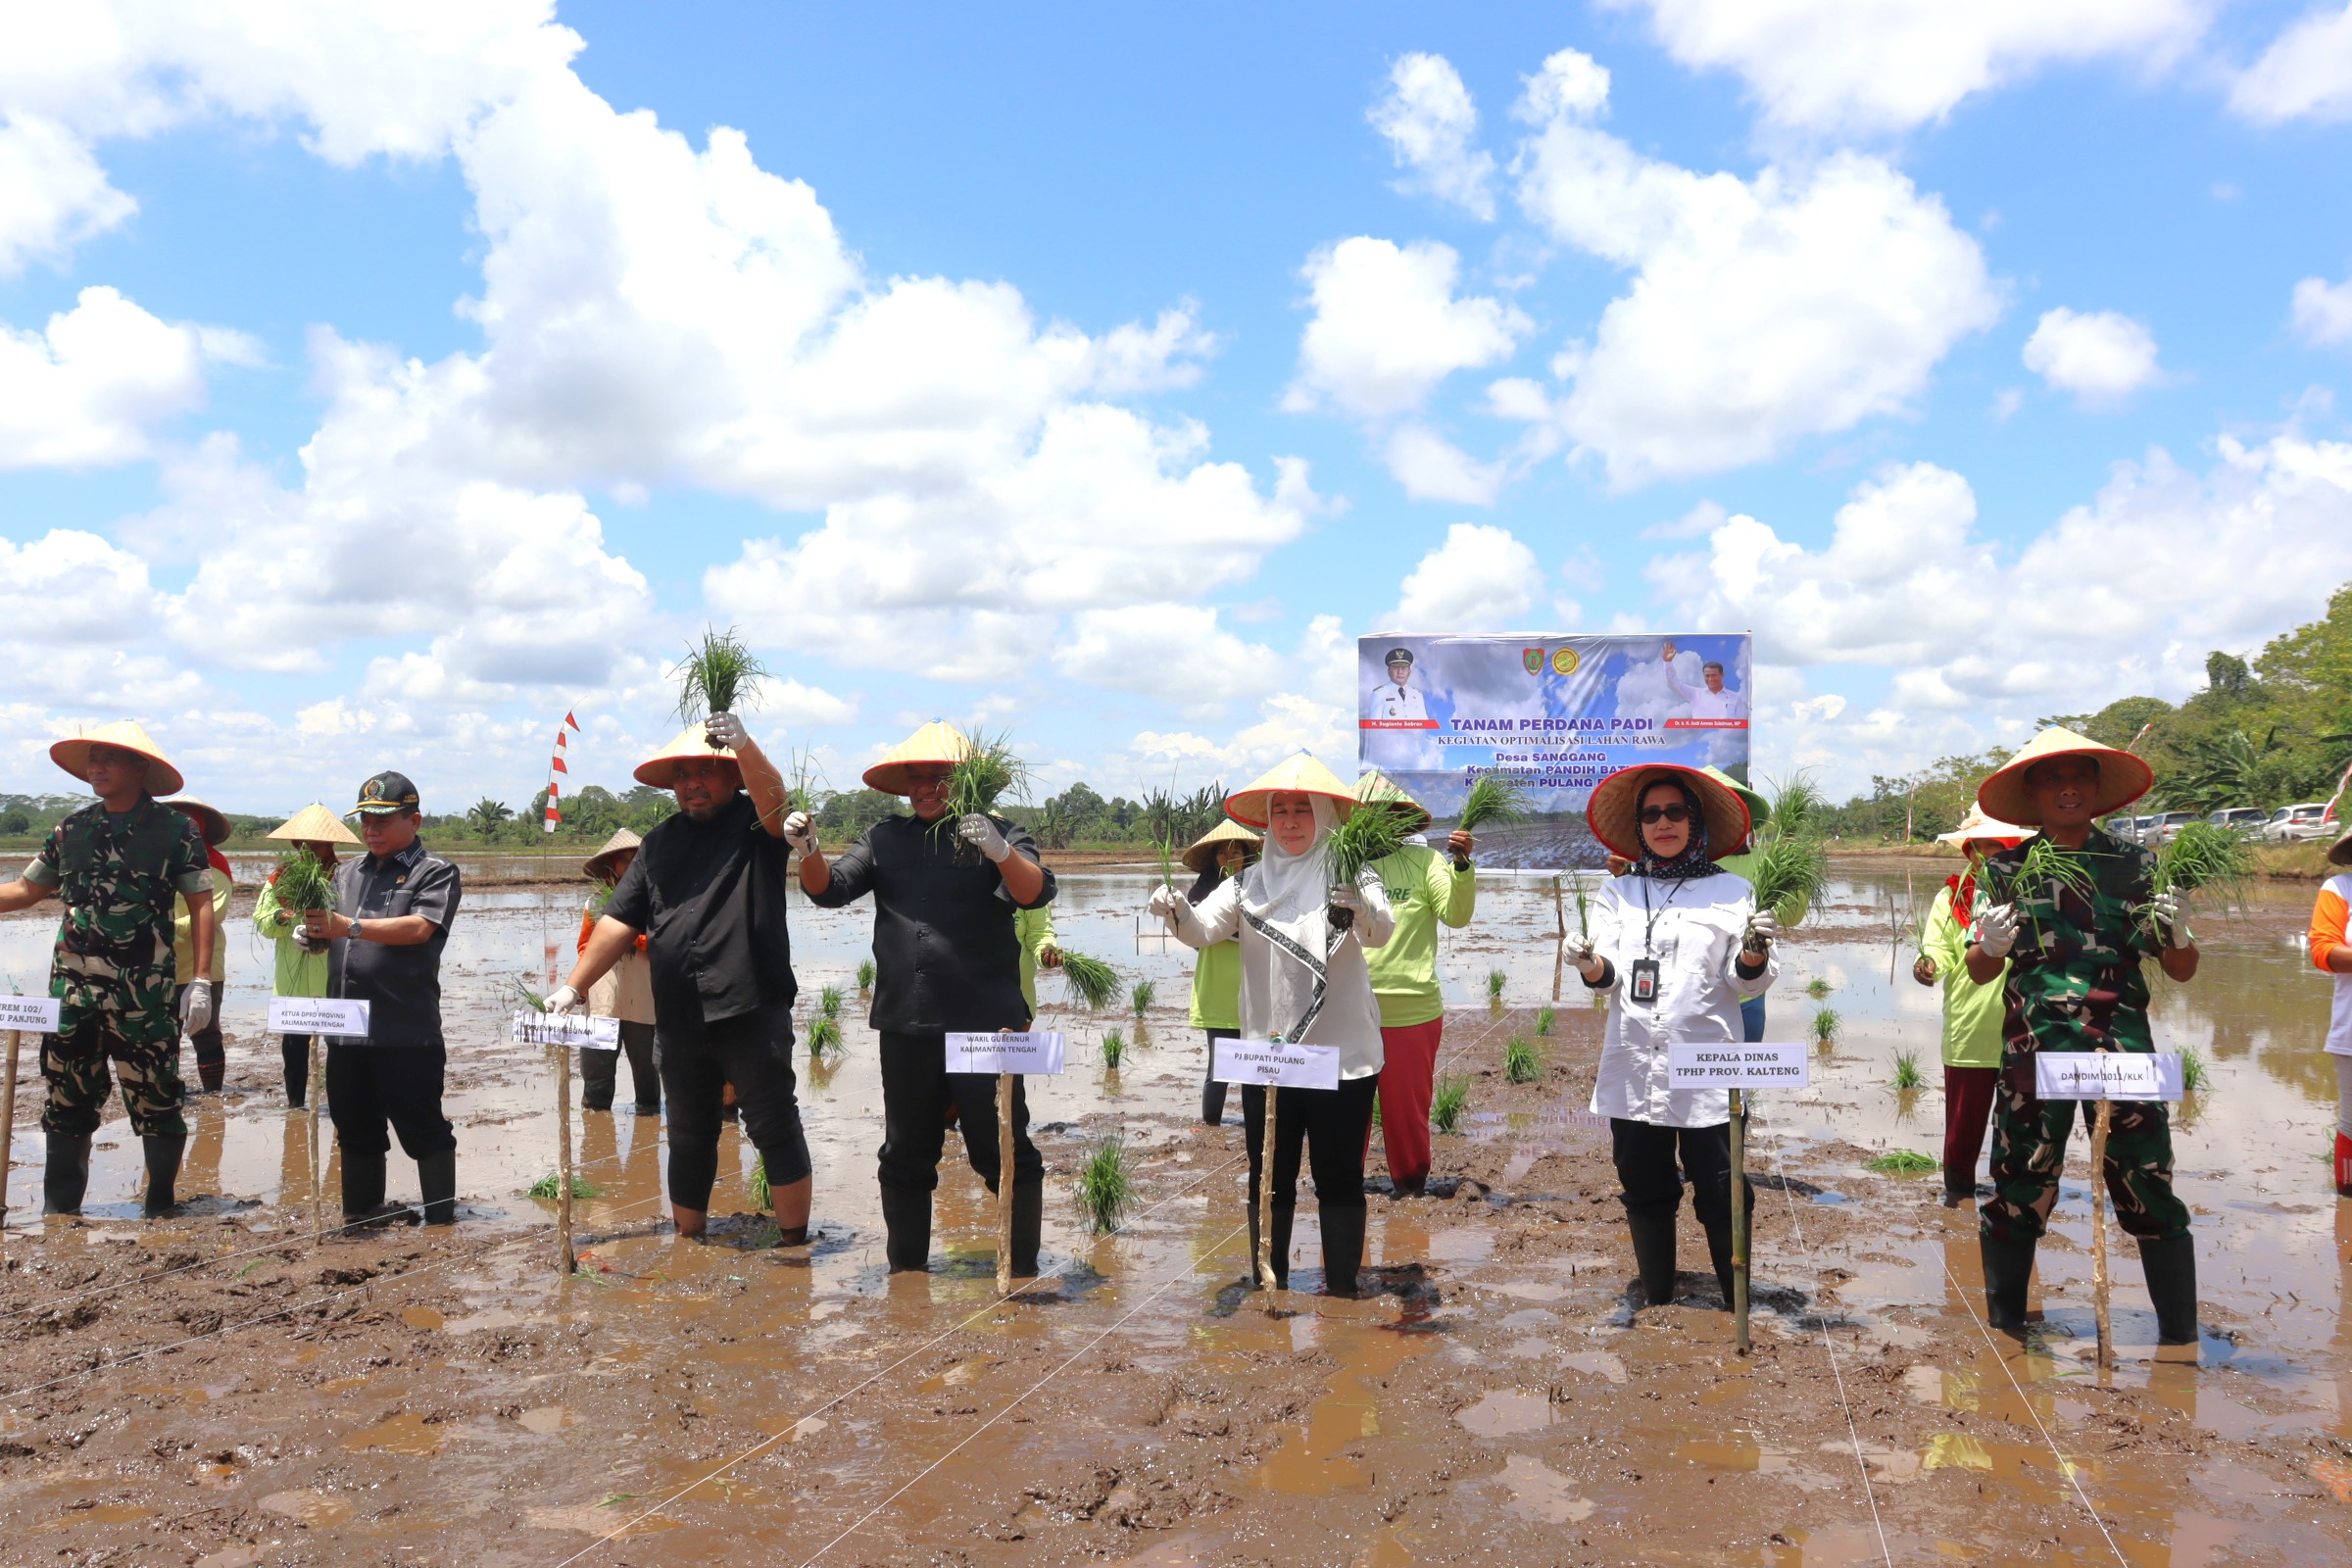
[1730,1087,1750,1355]
[1258,1085,1279,1299]
[996,1070,1015,1296]
[308,1047,324,1242]
[2089,1097,2114,1371]
[0,1029,20,1244]
[556,1047,575,1276]
[1550,876,1566,1003]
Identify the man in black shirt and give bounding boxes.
[302,771,464,1226]
[797,721,1055,1275]
[553,711,810,1243]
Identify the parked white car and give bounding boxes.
[2144,811,2198,845]
[2263,803,2335,843]
[2208,808,2268,834]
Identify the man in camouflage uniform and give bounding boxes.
[1966,729,2200,1346]
[0,724,215,1217]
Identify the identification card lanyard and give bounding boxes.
[1627,876,1687,1005]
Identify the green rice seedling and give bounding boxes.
[512,977,551,1013]
[1455,772,1529,833]
[1075,1136,1136,1234]
[589,879,616,915]
[1998,837,2101,947]
[1504,1034,1544,1085]
[271,846,332,913]
[1430,1073,1471,1135]
[1100,1029,1126,1071]
[1130,978,1156,1017]
[749,1156,769,1211]
[1747,832,1829,927]
[671,627,768,732]
[1812,1005,1840,1045]
[1891,1048,1927,1090]
[1325,801,1411,887]
[1487,968,1507,1002]
[1764,772,1826,839]
[783,747,825,816]
[1370,1094,1382,1133]
[1535,1004,1555,1038]
[2180,1047,2211,1094]
[2142,822,2256,939]
[1155,834,1181,895]
[806,1013,843,1059]
[1056,951,1120,1010]
[1570,872,1594,937]
[857,957,876,993]
[818,985,844,1019]
[1865,1150,1939,1176]
[1805,977,1833,1000]
[945,727,1027,821]
[528,1172,601,1200]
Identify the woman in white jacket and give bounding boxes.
[1563,763,1779,1310]
[1150,753,1394,1297]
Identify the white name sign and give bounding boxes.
[511,1012,622,1051]
[0,995,62,1032]
[267,998,370,1037]
[945,1031,1067,1075]
[1212,1037,1342,1092]
[1669,1041,1812,1090]
[2034,1053,2181,1102]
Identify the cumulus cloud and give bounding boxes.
[1052,604,1285,714]
[1286,236,1528,420]
[1369,53,1496,220]
[1505,50,2000,487]
[1606,0,2206,135]
[0,286,255,467]
[2230,3,2352,123]
[1387,522,1543,630]
[1382,423,1507,505]
[2292,270,2352,347]
[0,113,136,275]
[2021,307,2166,406]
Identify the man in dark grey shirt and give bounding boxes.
[303,770,463,1227]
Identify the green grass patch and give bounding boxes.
[1865,1150,1940,1176]
[528,1172,601,1200]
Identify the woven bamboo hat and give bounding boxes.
[1224,752,1359,829]
[268,803,361,847]
[1936,803,2029,849]
[862,719,970,796]
[1976,727,2153,826]
[1181,817,1262,875]
[1585,762,1751,861]
[50,718,181,797]
[1353,768,1433,834]
[2328,821,2352,867]
[634,723,743,789]
[161,797,230,846]
[583,827,643,883]
[1699,766,1769,839]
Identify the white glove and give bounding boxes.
[1326,882,1365,929]
[956,812,1011,862]
[2150,889,2192,949]
[704,710,748,750]
[179,979,214,1035]
[781,809,816,854]
[1975,903,2020,959]
[1561,933,1596,968]
[1147,883,1185,929]
[545,985,585,1015]
[1742,910,1781,954]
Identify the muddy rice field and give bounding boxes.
[1,860,2348,1565]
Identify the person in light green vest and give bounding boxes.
[1912,804,2023,1206]
[253,804,359,1107]
[1181,819,1259,1125]
[1698,766,1808,1045]
[1015,902,1061,1017]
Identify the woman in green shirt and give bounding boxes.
[1182,819,1258,1125]
[254,805,359,1107]
[1911,805,2023,1206]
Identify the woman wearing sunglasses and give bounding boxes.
[1562,764,1778,1311]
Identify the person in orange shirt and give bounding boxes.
[577,829,660,1114]
[2311,824,2352,1198]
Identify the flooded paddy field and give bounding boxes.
[2,863,2349,1565]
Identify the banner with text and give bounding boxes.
[1359,632,1754,871]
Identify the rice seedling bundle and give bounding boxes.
[1746,834,1828,926]
[1100,1029,1126,1070]
[1998,838,2101,947]
[1154,834,1181,895]
[1765,773,1825,839]
[1503,1035,1544,1085]
[749,1156,769,1212]
[1455,773,1529,833]
[529,1172,601,1200]
[807,1014,843,1058]
[512,977,551,1013]
[784,747,825,815]
[1056,951,1119,1010]
[1324,802,1411,888]
[1890,1048,1927,1091]
[945,728,1027,821]
[1486,968,1507,1001]
[1865,1150,1939,1176]
[271,846,332,913]
[1805,977,1832,1000]
[671,627,768,739]
[1430,1073,1471,1135]
[1811,1005,1840,1044]
[1075,1137,1136,1234]
[857,957,876,992]
[2180,1047,2211,1094]
[817,985,844,1019]
[2141,822,2255,939]
[1535,1004,1555,1038]
[1129,977,1156,1016]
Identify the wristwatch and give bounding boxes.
[350,917,364,943]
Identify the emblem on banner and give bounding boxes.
[1551,648,1581,675]
[1522,647,1544,674]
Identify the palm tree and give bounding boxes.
[2164,727,2280,813]
[466,797,514,836]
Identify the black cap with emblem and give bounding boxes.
[1385,647,1414,667]
[349,769,422,817]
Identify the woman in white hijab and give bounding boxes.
[1149,754,1394,1296]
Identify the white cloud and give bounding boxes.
[1369,53,1496,220]
[1507,50,2000,487]
[2021,307,2165,407]
[0,112,136,275]
[1382,423,1507,505]
[1286,236,1528,420]
[2292,270,2352,347]
[0,286,232,466]
[1607,0,2206,135]
[1052,604,1285,713]
[2230,3,2352,123]
[1387,522,1543,630]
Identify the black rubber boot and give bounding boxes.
[42,1131,92,1216]
[881,1188,932,1272]
[1628,1210,1678,1306]
[340,1149,387,1221]
[1008,1176,1043,1277]
[281,1039,309,1108]
[142,1134,185,1216]
[1702,1217,1736,1305]
[1319,1202,1367,1298]
[1981,1229,2037,1333]
[2137,1234,2198,1346]
[1201,1075,1228,1128]
[418,1150,458,1226]
[1267,1199,1296,1291]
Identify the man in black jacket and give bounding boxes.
[796,721,1054,1274]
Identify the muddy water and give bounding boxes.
[2,864,2349,1565]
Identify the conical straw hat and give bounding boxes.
[161,797,230,846]
[50,718,181,797]
[1585,762,1751,861]
[862,719,971,796]
[1181,816,1262,874]
[634,722,743,789]
[1224,752,1359,829]
[268,802,361,847]
[1353,768,1432,834]
[2328,820,2352,867]
[1699,765,1770,838]
[1975,727,2153,826]
[1935,803,2030,848]
[583,827,643,883]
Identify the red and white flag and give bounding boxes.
[545,710,581,833]
[2326,756,2352,825]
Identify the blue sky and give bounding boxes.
[4,1,2352,817]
